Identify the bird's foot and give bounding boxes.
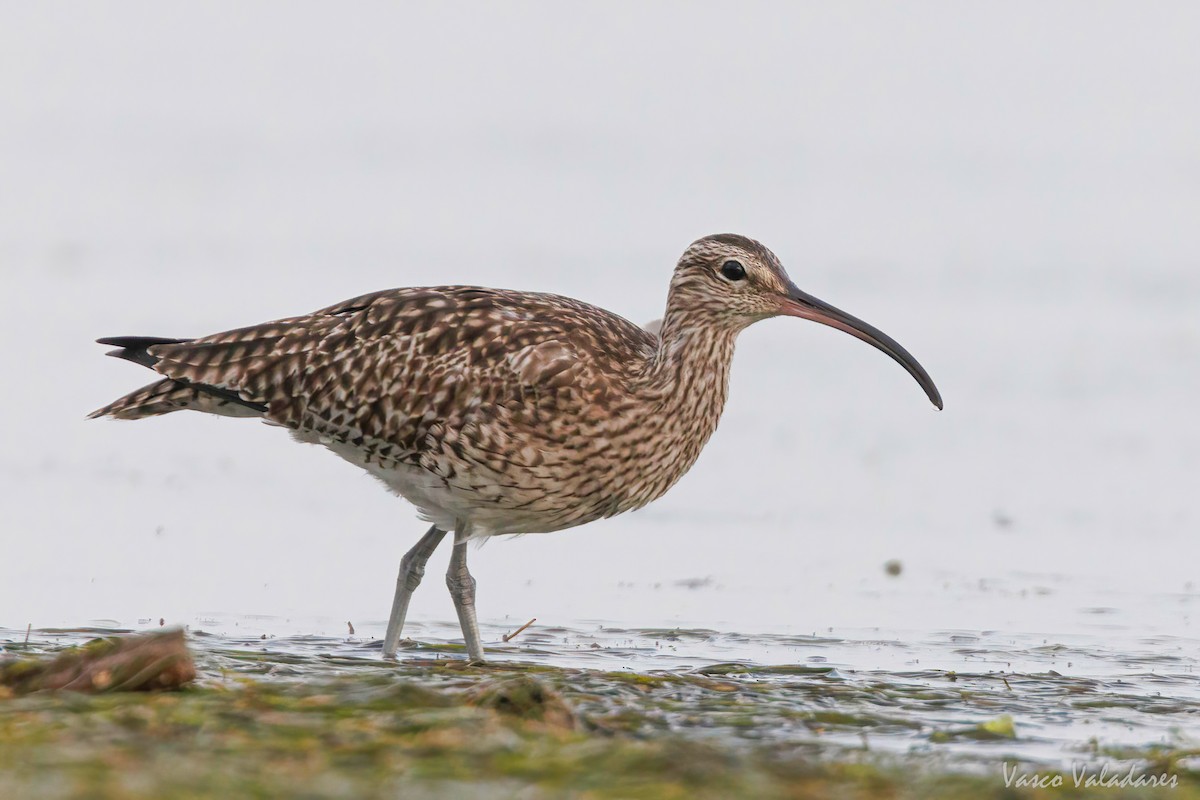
[380,637,421,661]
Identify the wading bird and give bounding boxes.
[92,234,942,662]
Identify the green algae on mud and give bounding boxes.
[0,637,1197,798]
[0,673,1193,800]
[0,673,1187,800]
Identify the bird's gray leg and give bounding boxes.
[446,533,485,663]
[383,525,448,659]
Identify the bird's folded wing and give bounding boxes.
[138,288,624,441]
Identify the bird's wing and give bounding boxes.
[142,286,655,454]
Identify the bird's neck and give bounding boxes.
[653,288,748,376]
[639,302,743,454]
[597,300,745,512]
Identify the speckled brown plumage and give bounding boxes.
[93,233,942,661]
[94,239,746,534]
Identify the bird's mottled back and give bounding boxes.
[155,286,658,426]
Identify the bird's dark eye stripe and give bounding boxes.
[721,260,746,281]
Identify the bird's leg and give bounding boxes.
[446,535,485,663]
[383,525,448,659]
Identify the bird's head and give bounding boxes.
[668,233,943,410]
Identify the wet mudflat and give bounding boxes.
[2,624,1197,799]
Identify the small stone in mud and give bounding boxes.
[884,559,903,577]
[466,675,576,730]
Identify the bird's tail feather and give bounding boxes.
[89,379,201,420]
[91,335,268,420]
[89,378,265,420]
[97,336,189,369]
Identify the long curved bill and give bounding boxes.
[780,283,943,410]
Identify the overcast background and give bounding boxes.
[1,3,1197,658]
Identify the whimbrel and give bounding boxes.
[91,234,942,662]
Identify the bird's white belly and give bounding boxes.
[299,432,538,538]
[366,457,461,529]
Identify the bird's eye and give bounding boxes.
[720,260,746,281]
